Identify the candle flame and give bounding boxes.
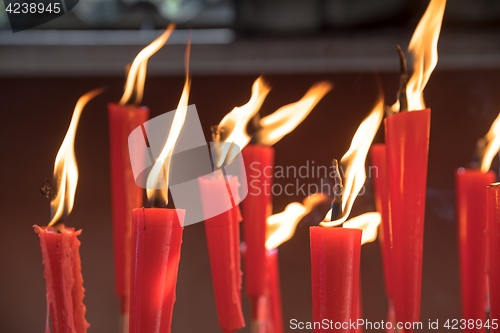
[213,77,271,168]
[257,82,332,146]
[479,112,500,172]
[342,212,381,245]
[146,43,191,205]
[265,194,328,250]
[392,0,446,112]
[321,96,384,227]
[119,24,175,106]
[49,89,103,226]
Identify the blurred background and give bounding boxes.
[1,0,500,332]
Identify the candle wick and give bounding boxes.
[249,113,263,145]
[330,159,344,223]
[40,179,56,201]
[396,44,409,113]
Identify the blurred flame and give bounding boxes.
[213,77,271,168]
[49,89,103,226]
[392,0,446,112]
[257,82,332,146]
[265,194,328,250]
[342,212,381,245]
[146,43,191,205]
[479,112,500,172]
[119,24,175,106]
[321,97,384,227]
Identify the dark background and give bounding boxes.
[1,70,500,332]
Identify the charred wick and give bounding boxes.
[40,179,56,201]
[396,44,409,113]
[249,113,263,145]
[330,159,344,223]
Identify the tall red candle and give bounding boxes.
[35,226,89,333]
[385,109,430,331]
[456,169,495,332]
[108,103,149,314]
[129,208,185,333]
[370,144,393,300]
[266,249,284,333]
[241,145,274,308]
[310,227,361,333]
[487,183,500,332]
[199,175,245,332]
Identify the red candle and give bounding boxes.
[266,249,284,333]
[198,175,245,332]
[456,169,495,332]
[310,227,361,333]
[34,226,89,333]
[370,144,393,300]
[128,208,185,333]
[108,103,149,314]
[385,109,430,331]
[487,183,500,332]
[241,145,275,309]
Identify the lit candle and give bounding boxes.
[239,80,332,328]
[385,1,446,331]
[456,112,500,332]
[35,89,102,333]
[108,24,174,322]
[317,97,383,333]
[487,183,500,332]
[128,43,190,333]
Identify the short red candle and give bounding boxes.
[370,144,393,300]
[456,169,495,332]
[241,145,275,304]
[487,183,500,331]
[385,109,430,331]
[310,227,361,333]
[199,175,245,332]
[129,208,185,333]
[34,226,90,333]
[108,103,149,313]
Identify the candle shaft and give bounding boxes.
[35,226,89,333]
[456,169,495,332]
[108,103,149,314]
[129,208,185,333]
[310,227,361,333]
[487,184,500,332]
[385,109,430,331]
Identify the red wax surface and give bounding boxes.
[266,249,284,333]
[199,175,245,332]
[456,169,495,332]
[370,144,393,299]
[129,208,185,333]
[241,145,275,301]
[34,226,89,333]
[385,109,430,332]
[310,227,361,333]
[108,103,149,312]
[487,184,500,332]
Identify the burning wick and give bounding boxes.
[330,159,344,222]
[40,180,56,201]
[396,44,409,113]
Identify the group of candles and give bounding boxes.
[33,0,500,332]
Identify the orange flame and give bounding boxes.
[265,194,328,250]
[257,82,332,146]
[146,43,191,205]
[213,77,271,168]
[119,24,175,106]
[49,89,103,226]
[321,96,384,227]
[342,212,381,245]
[479,112,500,172]
[392,0,446,112]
